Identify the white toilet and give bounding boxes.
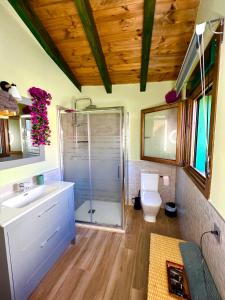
[141,173,162,222]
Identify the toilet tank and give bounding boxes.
[141,173,159,192]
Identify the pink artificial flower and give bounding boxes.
[28,87,52,146]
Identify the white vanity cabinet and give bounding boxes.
[0,184,75,300]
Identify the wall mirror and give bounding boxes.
[141,102,185,166]
[0,97,45,170]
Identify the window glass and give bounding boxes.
[193,95,212,175]
[144,108,177,160]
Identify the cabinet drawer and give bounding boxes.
[7,190,70,247]
[0,185,75,300]
[6,189,75,300]
[11,219,73,300]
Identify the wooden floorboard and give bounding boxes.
[29,206,180,300]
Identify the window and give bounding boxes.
[192,94,212,176]
[184,31,221,198]
[140,28,221,198]
[141,102,185,166]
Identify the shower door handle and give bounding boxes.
[117,165,120,180]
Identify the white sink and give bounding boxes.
[1,185,57,208]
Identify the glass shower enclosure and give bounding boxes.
[59,107,124,228]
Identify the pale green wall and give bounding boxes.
[0,0,81,186]
[2,0,225,219]
[83,81,173,160]
[196,0,225,217]
[81,82,174,160]
[197,0,225,23]
[0,0,173,187]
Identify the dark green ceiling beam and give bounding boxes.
[8,0,81,92]
[140,0,156,92]
[74,0,112,93]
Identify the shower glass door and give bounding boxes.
[60,108,123,228]
[60,112,92,223]
[89,111,122,226]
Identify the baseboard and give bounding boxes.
[76,222,125,233]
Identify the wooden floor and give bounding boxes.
[30,207,180,300]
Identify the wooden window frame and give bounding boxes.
[183,32,221,199]
[141,102,185,166]
[0,119,10,157]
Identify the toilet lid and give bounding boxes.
[141,191,162,206]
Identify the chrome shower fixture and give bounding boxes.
[84,104,97,110]
[74,97,96,110]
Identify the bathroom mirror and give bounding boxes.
[0,97,45,170]
[141,102,185,166]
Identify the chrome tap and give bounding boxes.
[16,182,33,192]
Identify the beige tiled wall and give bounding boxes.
[128,160,176,207]
[176,167,225,299]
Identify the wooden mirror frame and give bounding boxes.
[141,102,185,166]
[0,119,10,157]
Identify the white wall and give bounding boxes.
[0,0,172,186]
[0,0,174,189]
[196,0,225,217]
[0,0,81,186]
[81,82,174,160]
[197,0,225,23]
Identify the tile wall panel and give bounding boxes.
[176,167,225,299]
[128,160,176,207]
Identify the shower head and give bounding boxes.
[83,104,97,110]
[74,97,96,111]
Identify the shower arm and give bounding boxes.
[74,98,93,110]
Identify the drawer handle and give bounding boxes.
[38,202,58,217]
[40,226,61,248]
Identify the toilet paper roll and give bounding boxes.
[163,176,170,186]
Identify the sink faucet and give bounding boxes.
[18,183,26,192]
[16,182,33,192]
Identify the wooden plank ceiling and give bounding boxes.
[28,0,199,90]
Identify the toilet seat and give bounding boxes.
[141,191,162,206]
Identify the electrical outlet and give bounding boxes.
[214,223,221,243]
